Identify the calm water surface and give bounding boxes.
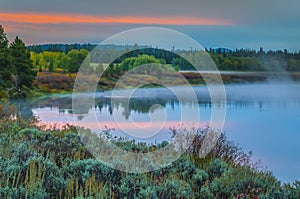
[18,82,300,182]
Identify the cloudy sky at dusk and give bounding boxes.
[0,0,299,51]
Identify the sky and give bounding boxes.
[0,0,300,51]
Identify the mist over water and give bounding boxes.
[226,82,300,102]
[223,80,300,183]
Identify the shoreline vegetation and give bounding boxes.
[0,114,299,198]
[31,70,300,96]
[1,24,300,99]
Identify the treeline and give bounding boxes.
[30,49,90,73]
[2,23,300,97]
[28,43,96,54]
[0,25,36,98]
[102,54,175,81]
[116,47,300,71]
[27,43,300,72]
[19,46,300,94]
[207,47,300,71]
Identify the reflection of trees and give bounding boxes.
[129,99,166,113]
[19,93,267,122]
[33,96,92,116]
[96,97,169,120]
[8,99,34,119]
[35,96,72,110]
[18,103,34,119]
[30,95,252,120]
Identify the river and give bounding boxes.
[16,82,300,183]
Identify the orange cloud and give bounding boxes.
[0,12,234,25]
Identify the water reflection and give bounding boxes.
[5,83,300,181]
[10,84,300,122]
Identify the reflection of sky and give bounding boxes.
[32,83,300,182]
[224,100,300,183]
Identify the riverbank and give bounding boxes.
[182,71,300,84]
[32,71,300,95]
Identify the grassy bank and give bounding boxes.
[32,70,300,95]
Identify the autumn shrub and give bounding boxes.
[34,72,75,92]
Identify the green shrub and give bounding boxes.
[0,116,299,198]
[207,159,229,180]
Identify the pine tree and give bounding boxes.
[0,25,12,88]
[10,36,36,89]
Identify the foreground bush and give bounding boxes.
[0,117,299,198]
